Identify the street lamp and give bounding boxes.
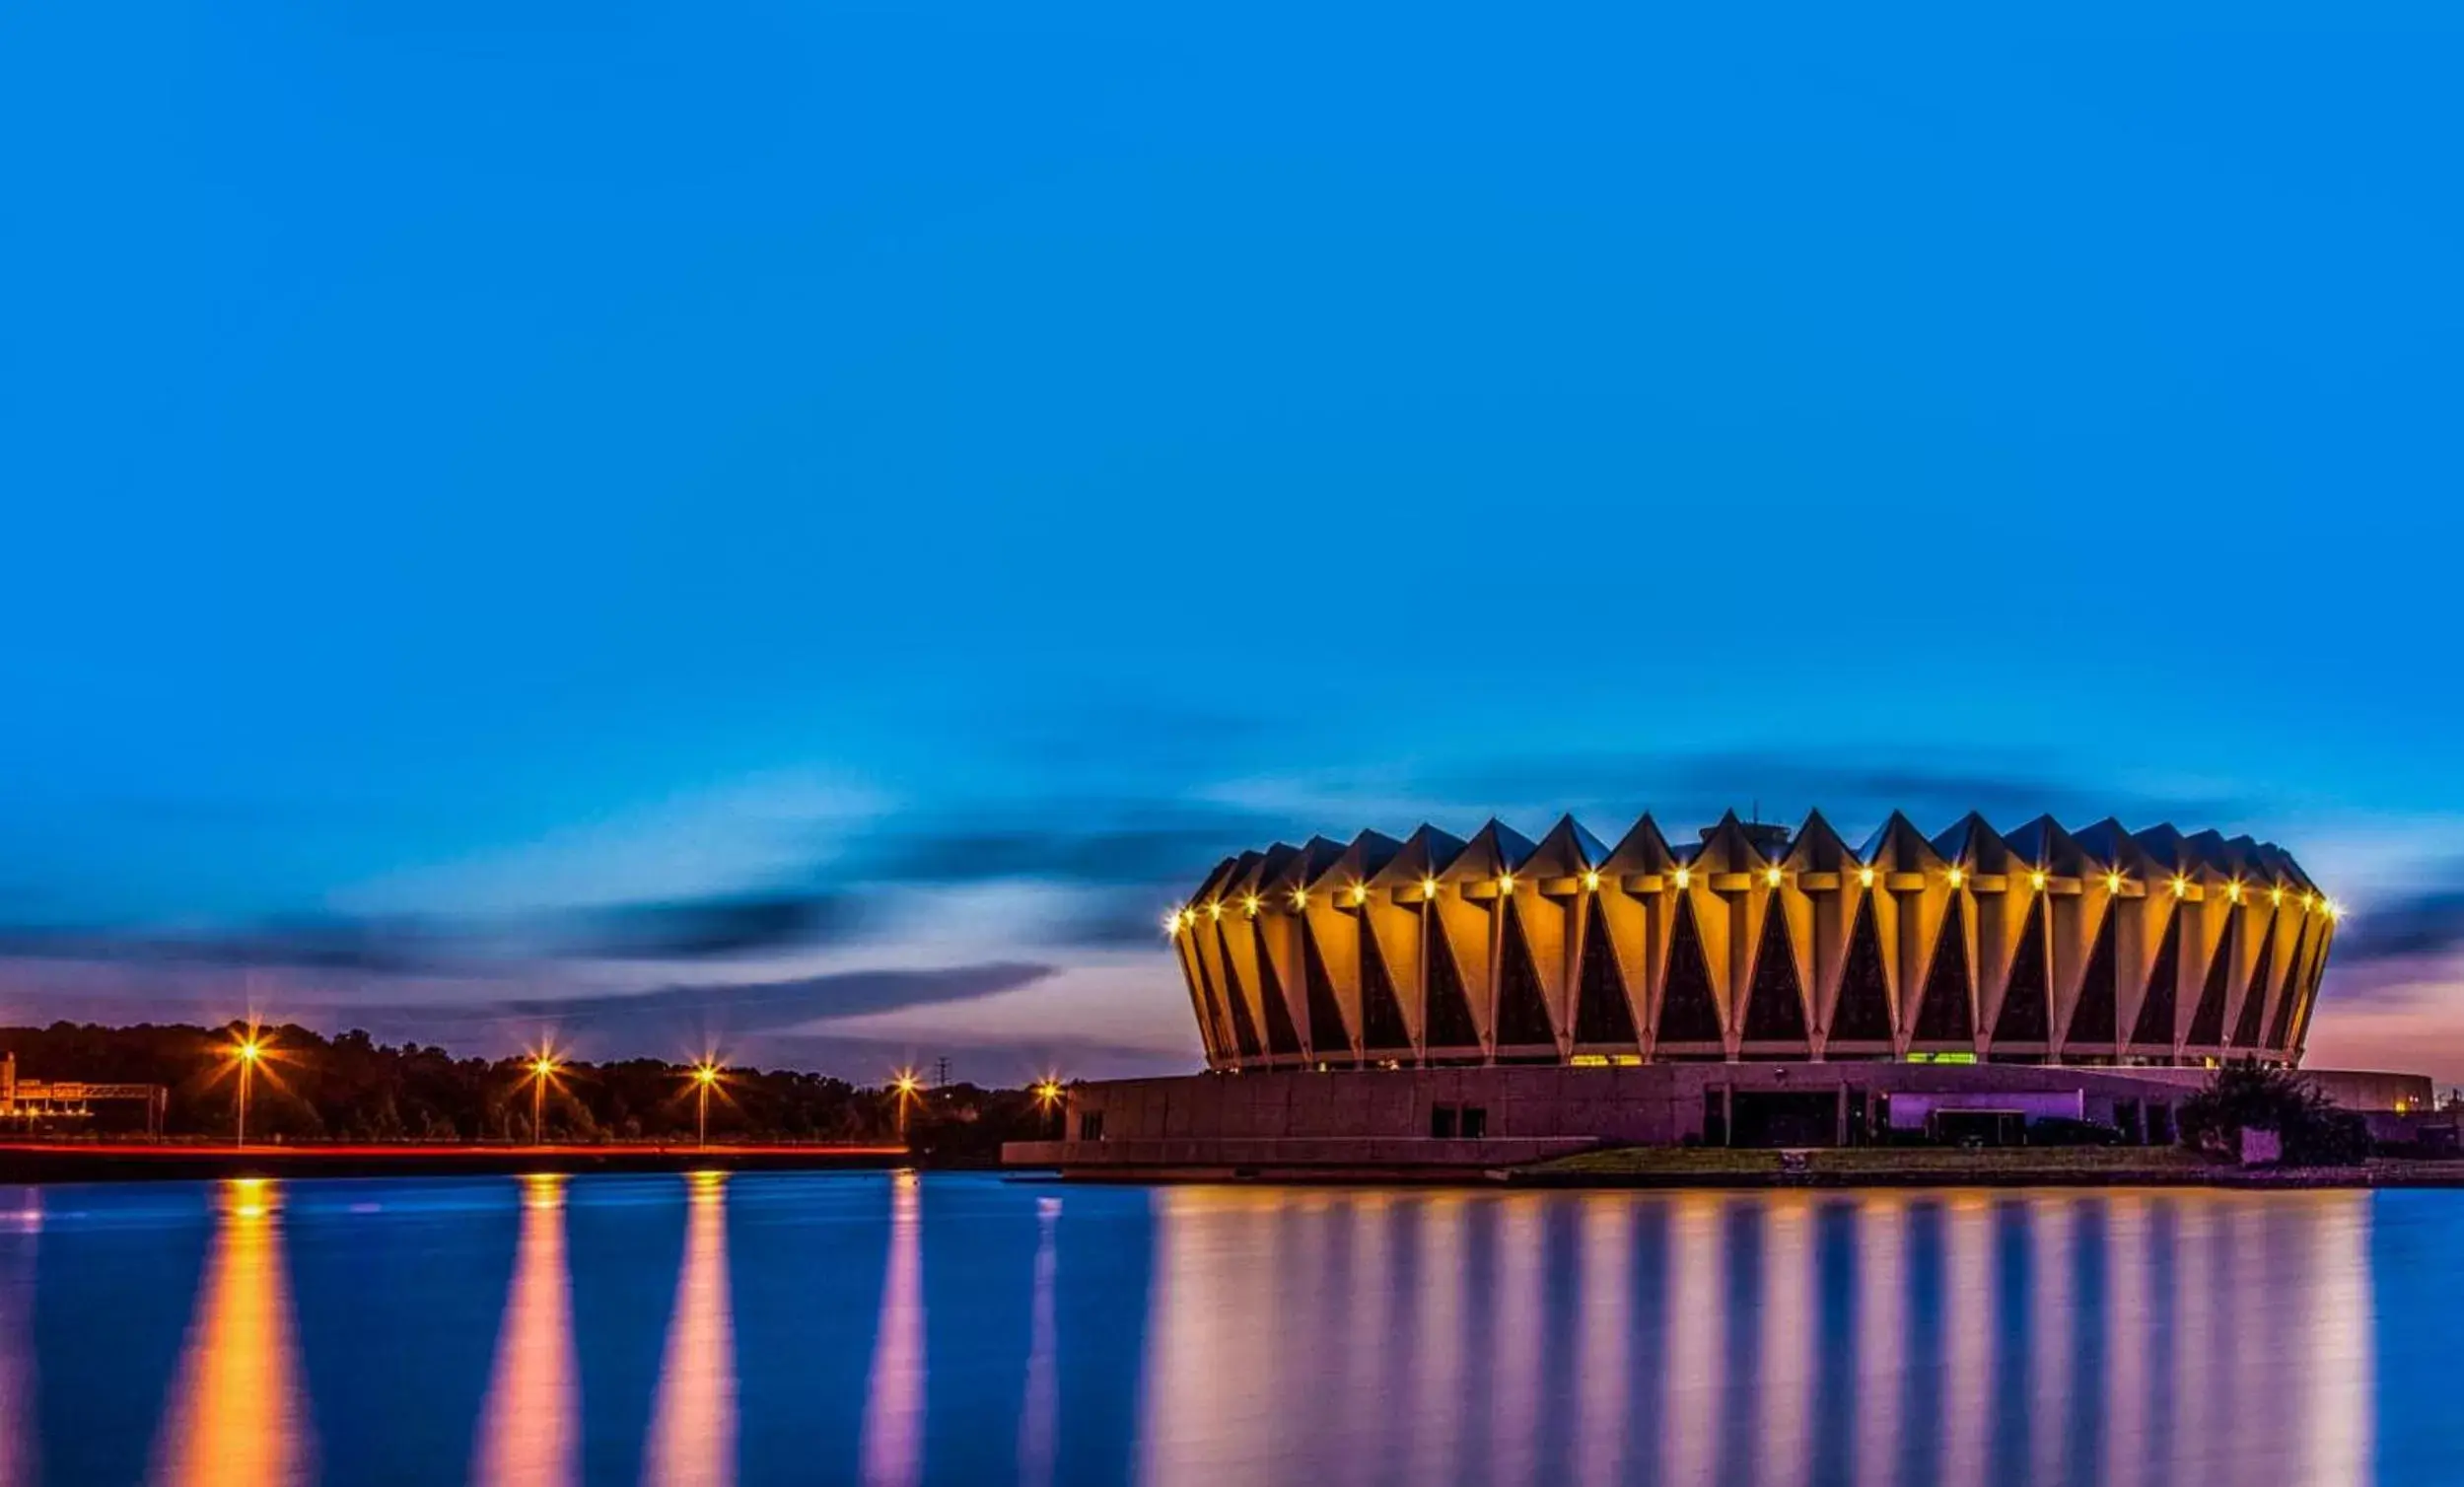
[231,1029,264,1148]
[528,1050,560,1146]
[1034,1078,1064,1138]
[893,1069,922,1141]
[692,1061,720,1148]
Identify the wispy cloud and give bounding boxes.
[2333,865,2464,968]
[550,889,864,959]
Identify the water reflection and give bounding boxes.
[474,1174,578,1487]
[0,1172,2425,1485]
[0,1191,36,1487]
[1018,1196,1059,1487]
[644,1171,736,1487]
[1134,1186,2379,1487]
[150,1178,311,1486]
[859,1170,925,1487]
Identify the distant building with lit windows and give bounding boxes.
[1008,811,2426,1174]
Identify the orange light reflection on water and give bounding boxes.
[472,1173,578,1487]
[643,1170,737,1487]
[151,1178,311,1487]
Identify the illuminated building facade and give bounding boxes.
[0,1051,166,1132]
[1167,811,2342,1072]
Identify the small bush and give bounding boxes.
[2177,1060,2367,1166]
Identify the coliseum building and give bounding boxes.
[1170,811,2336,1072]
[1009,810,2426,1175]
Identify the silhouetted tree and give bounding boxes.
[0,1021,1050,1157]
[2176,1059,2370,1166]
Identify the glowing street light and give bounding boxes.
[893,1068,922,1141]
[1034,1077,1064,1137]
[691,1060,720,1148]
[528,1049,560,1146]
[231,1030,264,1148]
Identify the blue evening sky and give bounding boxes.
[4,3,2461,1082]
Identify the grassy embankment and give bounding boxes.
[1514,1145,2464,1187]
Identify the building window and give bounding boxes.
[1460,1106,1488,1139]
[1431,1104,1458,1139]
[1077,1110,1105,1142]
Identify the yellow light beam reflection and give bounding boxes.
[151,1178,313,1487]
[1758,1193,1816,1487]
[1939,1195,1992,1487]
[1136,1187,1262,1487]
[2299,1192,2373,1487]
[1851,1195,1905,1487]
[1662,1193,1724,1487]
[2103,1195,2150,1487]
[0,1191,38,1487]
[859,1171,925,1487]
[1571,1197,1634,1487]
[1017,1197,1060,1487]
[1488,1198,1544,1487]
[2171,1195,2218,1487]
[475,1173,580,1487]
[1406,1196,1470,1487]
[644,1170,738,1487]
[2027,1195,2077,1487]
[1337,1194,1397,1487]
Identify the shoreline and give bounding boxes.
[1017,1148,2464,1190]
[0,1140,910,1184]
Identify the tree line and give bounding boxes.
[1,1021,1058,1160]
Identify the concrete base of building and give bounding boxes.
[1002,1062,2433,1175]
[999,1134,1600,1180]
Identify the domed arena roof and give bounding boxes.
[1164,811,2339,1071]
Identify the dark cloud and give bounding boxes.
[2335,871,2464,968]
[497,961,1052,1030]
[553,889,861,959]
[847,800,1295,889]
[1048,895,1190,950]
[0,915,470,976]
[399,961,1057,1065]
[0,882,870,974]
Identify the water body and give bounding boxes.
[0,1171,2454,1485]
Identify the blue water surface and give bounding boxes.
[0,1172,2453,1485]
